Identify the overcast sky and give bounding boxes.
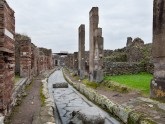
[7,0,153,53]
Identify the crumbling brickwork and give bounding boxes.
[17,35,32,78]
[38,48,52,74]
[0,0,15,114]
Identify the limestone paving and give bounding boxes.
[48,69,120,124]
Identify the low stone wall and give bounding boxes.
[63,71,155,124]
[104,62,154,75]
[104,62,145,75]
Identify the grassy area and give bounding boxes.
[82,79,99,89]
[104,72,153,95]
[40,84,46,106]
[14,75,21,83]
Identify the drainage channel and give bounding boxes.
[48,69,121,124]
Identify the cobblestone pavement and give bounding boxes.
[48,69,121,124]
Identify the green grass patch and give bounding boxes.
[14,75,21,83]
[40,84,46,106]
[82,79,99,89]
[104,72,153,95]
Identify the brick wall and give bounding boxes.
[0,0,15,114]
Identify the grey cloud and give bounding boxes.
[8,0,153,53]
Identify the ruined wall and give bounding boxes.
[38,48,52,74]
[16,35,32,78]
[31,43,38,77]
[0,0,15,114]
[15,34,53,77]
[104,62,145,76]
[126,37,145,62]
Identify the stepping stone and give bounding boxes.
[52,82,68,88]
[69,107,105,124]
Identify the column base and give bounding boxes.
[79,70,85,80]
[150,78,165,102]
[93,70,103,83]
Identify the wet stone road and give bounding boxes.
[48,69,120,124]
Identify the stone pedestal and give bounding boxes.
[151,78,165,100]
[93,70,104,83]
[151,58,165,101]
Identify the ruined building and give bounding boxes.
[15,34,53,78]
[0,0,15,114]
[15,34,32,78]
[38,48,53,74]
[126,37,145,62]
[151,0,165,101]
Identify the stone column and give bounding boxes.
[89,7,99,81]
[73,52,78,73]
[151,0,165,101]
[78,24,85,79]
[93,28,104,82]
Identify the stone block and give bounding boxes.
[93,70,103,83]
[113,104,132,123]
[79,84,86,94]
[104,99,116,113]
[52,82,68,88]
[127,111,142,124]
[69,107,105,124]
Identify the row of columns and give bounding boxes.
[78,7,104,82]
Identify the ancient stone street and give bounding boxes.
[1,0,165,124]
[48,69,120,124]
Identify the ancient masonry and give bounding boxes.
[78,24,85,79]
[0,0,15,114]
[73,52,78,72]
[38,47,53,74]
[15,34,40,78]
[151,0,165,100]
[89,7,104,82]
[16,34,32,78]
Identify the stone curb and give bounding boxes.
[63,71,156,124]
[40,78,56,124]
